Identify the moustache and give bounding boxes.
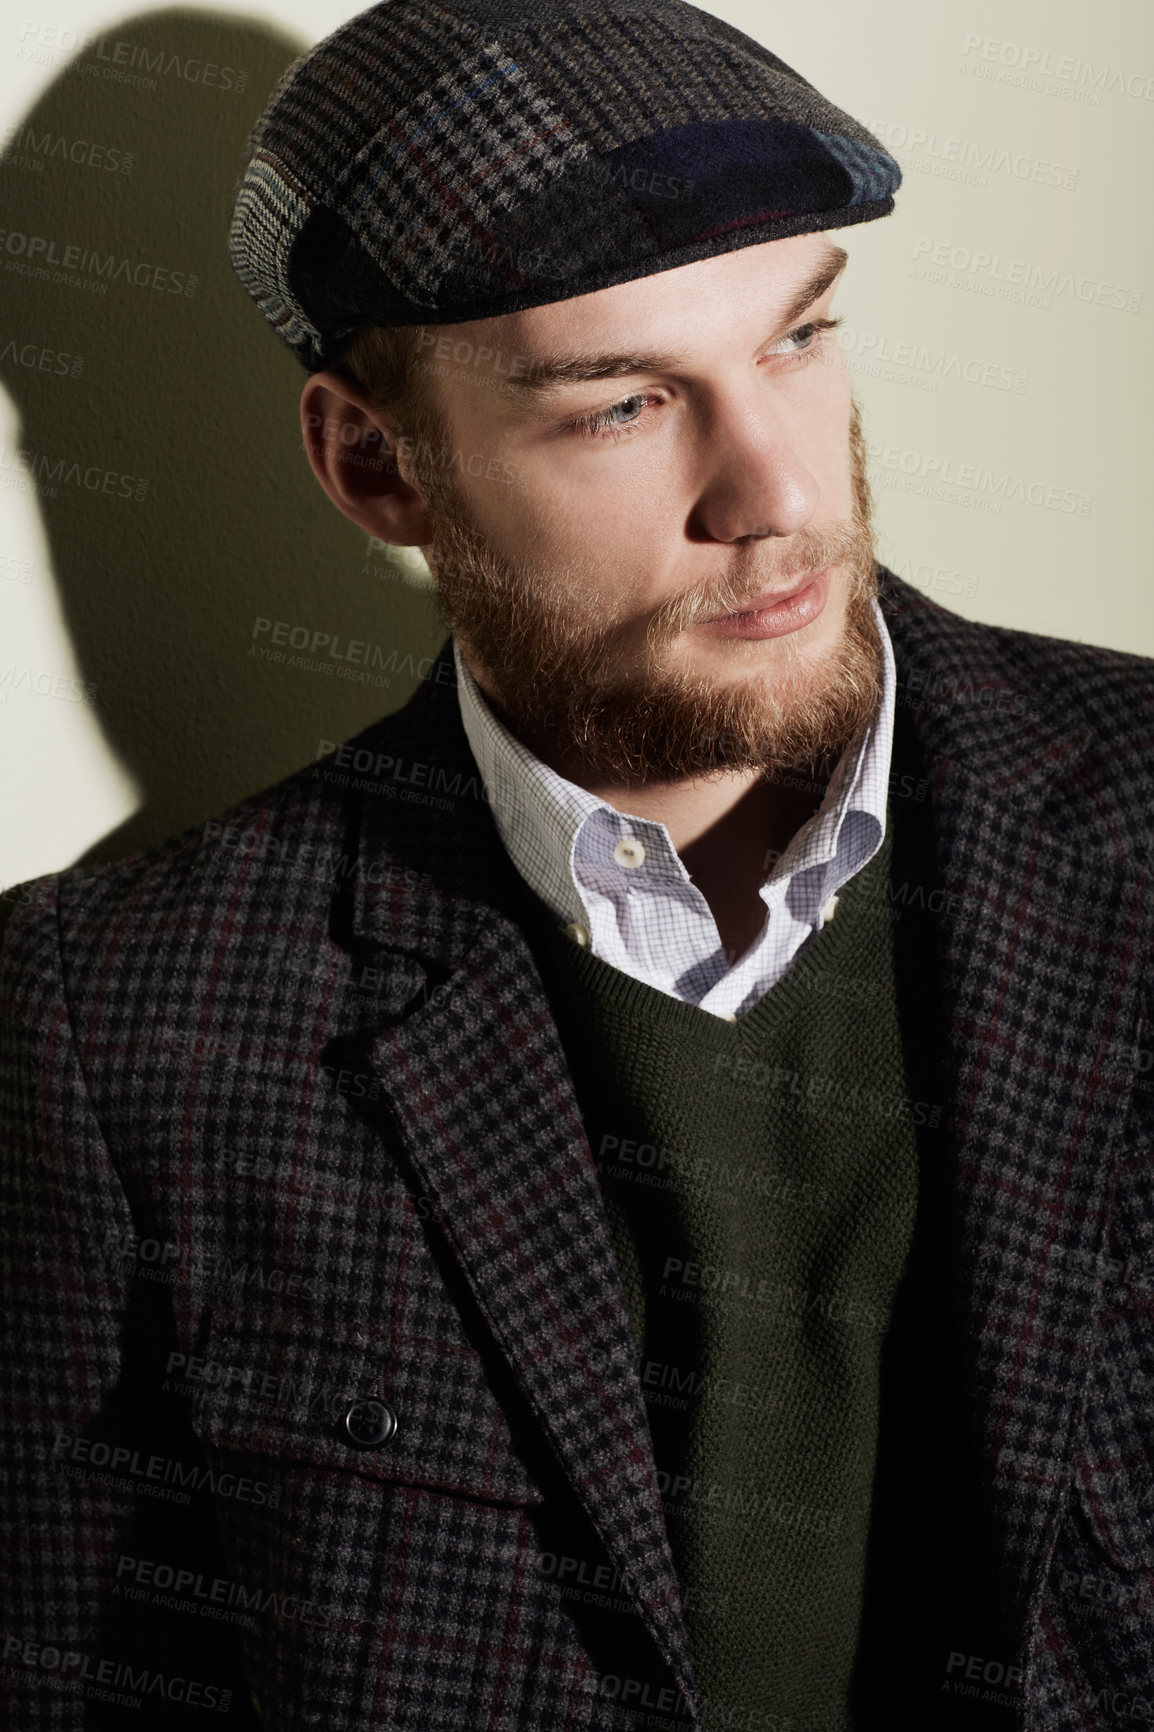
[659,559,838,634]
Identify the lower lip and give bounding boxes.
[695,567,831,639]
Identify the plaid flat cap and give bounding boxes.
[228,0,902,372]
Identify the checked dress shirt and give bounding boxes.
[452,597,897,1021]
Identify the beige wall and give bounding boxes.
[1,0,1150,886]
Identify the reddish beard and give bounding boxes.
[412,397,884,789]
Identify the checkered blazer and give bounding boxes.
[2,567,1153,1731]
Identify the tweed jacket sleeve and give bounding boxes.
[0,875,260,1726]
[1,877,129,1714]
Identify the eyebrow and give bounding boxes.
[501,241,849,400]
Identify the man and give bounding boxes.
[2,0,1152,1728]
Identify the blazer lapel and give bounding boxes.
[880,572,1153,1644]
[340,652,699,1710]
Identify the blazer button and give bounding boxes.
[342,1398,398,1449]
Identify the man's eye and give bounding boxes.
[565,316,843,443]
[767,316,843,360]
[569,393,652,441]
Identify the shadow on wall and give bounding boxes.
[0,9,447,868]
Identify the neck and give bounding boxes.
[465,650,832,962]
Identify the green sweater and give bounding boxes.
[514,814,923,1732]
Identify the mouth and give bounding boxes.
[695,566,832,640]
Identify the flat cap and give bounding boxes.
[228,0,901,372]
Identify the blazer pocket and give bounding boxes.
[172,1322,556,1723]
[182,1319,546,1508]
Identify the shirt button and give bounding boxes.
[719,1010,738,1022]
[820,893,840,926]
[563,920,590,946]
[613,836,646,869]
[342,1398,398,1449]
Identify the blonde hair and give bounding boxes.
[326,324,433,437]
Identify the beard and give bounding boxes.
[409,393,884,790]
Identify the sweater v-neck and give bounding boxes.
[516,813,895,1052]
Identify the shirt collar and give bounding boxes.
[453,597,897,925]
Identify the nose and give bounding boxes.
[688,392,820,544]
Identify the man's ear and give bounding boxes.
[299,370,434,546]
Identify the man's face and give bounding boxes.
[404,232,883,789]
